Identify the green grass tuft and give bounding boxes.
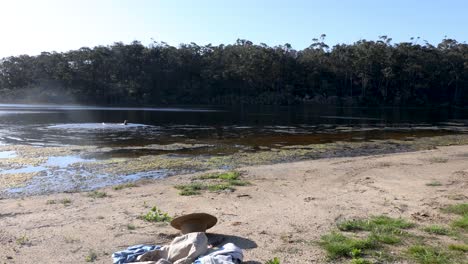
[319,232,377,259]
[140,206,172,222]
[113,182,138,190]
[451,215,468,230]
[442,203,468,216]
[338,215,414,232]
[174,182,206,196]
[85,250,97,262]
[350,258,372,264]
[448,244,468,252]
[265,257,280,264]
[426,181,443,186]
[407,245,452,264]
[423,225,451,235]
[207,183,235,192]
[87,191,108,198]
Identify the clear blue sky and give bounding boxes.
[0,0,466,58]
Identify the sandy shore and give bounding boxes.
[1,145,467,263]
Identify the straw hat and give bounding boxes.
[170,213,217,234]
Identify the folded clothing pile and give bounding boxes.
[112,232,243,264]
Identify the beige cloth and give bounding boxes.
[135,232,208,264]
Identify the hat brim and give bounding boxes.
[170,213,217,230]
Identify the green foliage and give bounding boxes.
[265,257,280,264]
[175,182,206,196]
[113,182,138,190]
[175,171,248,195]
[16,235,30,245]
[442,203,468,216]
[423,225,451,235]
[426,181,443,186]
[60,198,72,205]
[85,250,98,262]
[337,215,414,232]
[350,258,372,264]
[448,244,468,252]
[451,215,468,230]
[87,191,108,198]
[141,206,172,222]
[319,232,377,259]
[1,38,467,107]
[407,245,452,264]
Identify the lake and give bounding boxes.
[0,103,467,197]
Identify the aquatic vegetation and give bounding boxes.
[265,257,281,264]
[0,171,44,189]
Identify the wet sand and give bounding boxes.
[1,145,467,263]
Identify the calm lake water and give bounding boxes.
[1,103,468,150]
[1,103,467,196]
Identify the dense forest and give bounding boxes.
[0,36,467,106]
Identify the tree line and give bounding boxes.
[0,36,467,106]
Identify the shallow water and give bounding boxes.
[0,103,467,196]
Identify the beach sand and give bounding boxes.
[1,145,467,263]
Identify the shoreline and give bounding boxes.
[1,145,467,263]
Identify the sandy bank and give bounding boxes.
[0,145,467,263]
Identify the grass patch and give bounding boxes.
[46,199,56,204]
[407,245,452,264]
[442,203,468,216]
[319,232,377,259]
[448,244,468,252]
[113,182,138,190]
[207,183,235,192]
[338,215,414,232]
[87,191,108,198]
[426,181,443,187]
[197,171,240,180]
[423,225,451,235]
[140,206,172,222]
[452,215,468,230]
[60,198,72,206]
[350,258,373,264]
[85,250,97,262]
[428,157,449,163]
[174,171,249,196]
[16,235,30,245]
[175,182,206,196]
[127,224,136,230]
[265,257,280,264]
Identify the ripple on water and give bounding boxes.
[47,123,150,130]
